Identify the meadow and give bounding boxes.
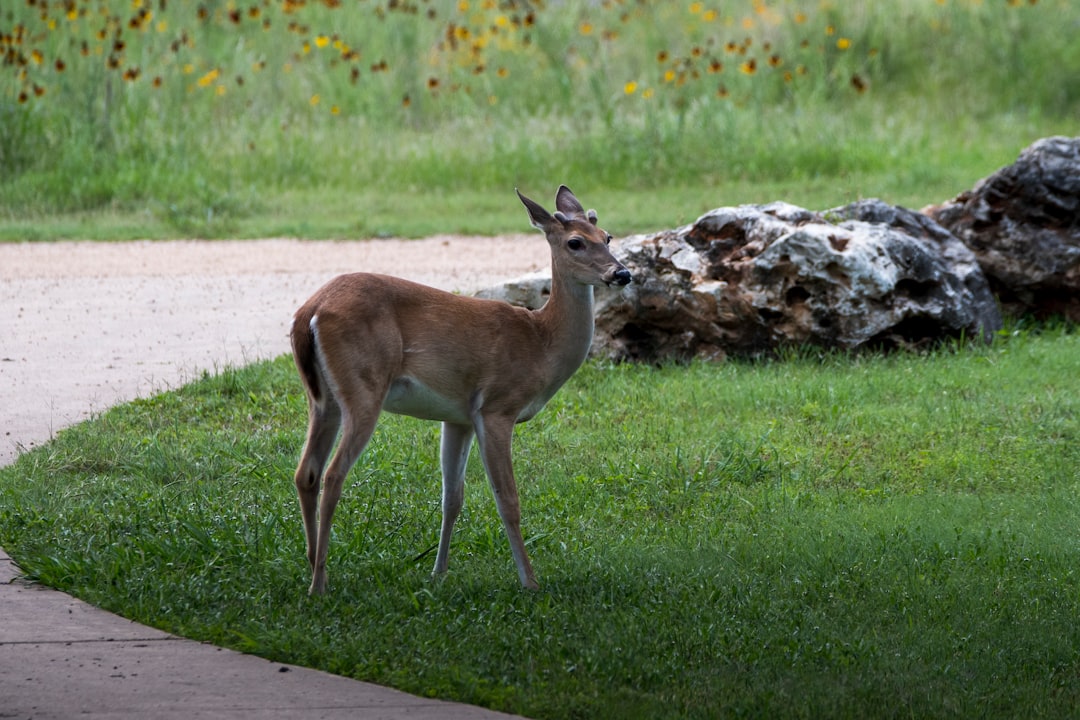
[2,1,1079,717]
[2,0,1078,238]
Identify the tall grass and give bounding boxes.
[1,327,1078,718]
[2,0,1077,234]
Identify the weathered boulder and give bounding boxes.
[479,201,1002,363]
[926,136,1080,320]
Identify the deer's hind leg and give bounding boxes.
[294,394,341,582]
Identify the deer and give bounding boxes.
[290,186,632,594]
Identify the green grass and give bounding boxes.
[2,0,1078,239]
[2,326,1078,718]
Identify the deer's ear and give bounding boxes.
[555,185,586,218]
[517,189,556,231]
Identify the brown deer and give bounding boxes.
[290,186,631,594]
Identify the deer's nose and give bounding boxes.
[610,267,633,286]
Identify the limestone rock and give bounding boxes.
[926,136,1080,320]
[479,201,1003,363]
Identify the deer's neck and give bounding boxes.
[536,265,596,387]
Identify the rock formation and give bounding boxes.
[480,201,1002,362]
[926,136,1080,320]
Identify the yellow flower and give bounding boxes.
[624,81,638,94]
[331,105,340,115]
[315,35,330,48]
[580,22,593,35]
[689,2,703,13]
[642,88,654,99]
[310,94,320,106]
[837,37,851,50]
[702,9,717,21]
[197,68,219,86]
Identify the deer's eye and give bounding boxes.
[567,237,585,251]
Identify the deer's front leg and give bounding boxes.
[473,412,539,590]
[434,422,474,578]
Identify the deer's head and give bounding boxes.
[517,185,632,288]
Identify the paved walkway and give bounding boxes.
[0,239,542,719]
[0,548,525,719]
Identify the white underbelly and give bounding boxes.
[383,376,470,424]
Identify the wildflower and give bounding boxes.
[579,22,593,35]
[703,10,717,21]
[197,68,219,86]
[739,58,756,75]
[836,37,851,50]
[850,74,867,93]
[316,35,329,48]
[624,81,637,94]
[689,2,703,13]
[310,94,320,106]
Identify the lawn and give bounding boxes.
[1,327,1078,718]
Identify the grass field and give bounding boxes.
[2,0,1078,239]
[1,326,1078,718]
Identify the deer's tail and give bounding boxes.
[291,305,323,405]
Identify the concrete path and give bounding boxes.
[0,548,526,719]
[0,238,543,719]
